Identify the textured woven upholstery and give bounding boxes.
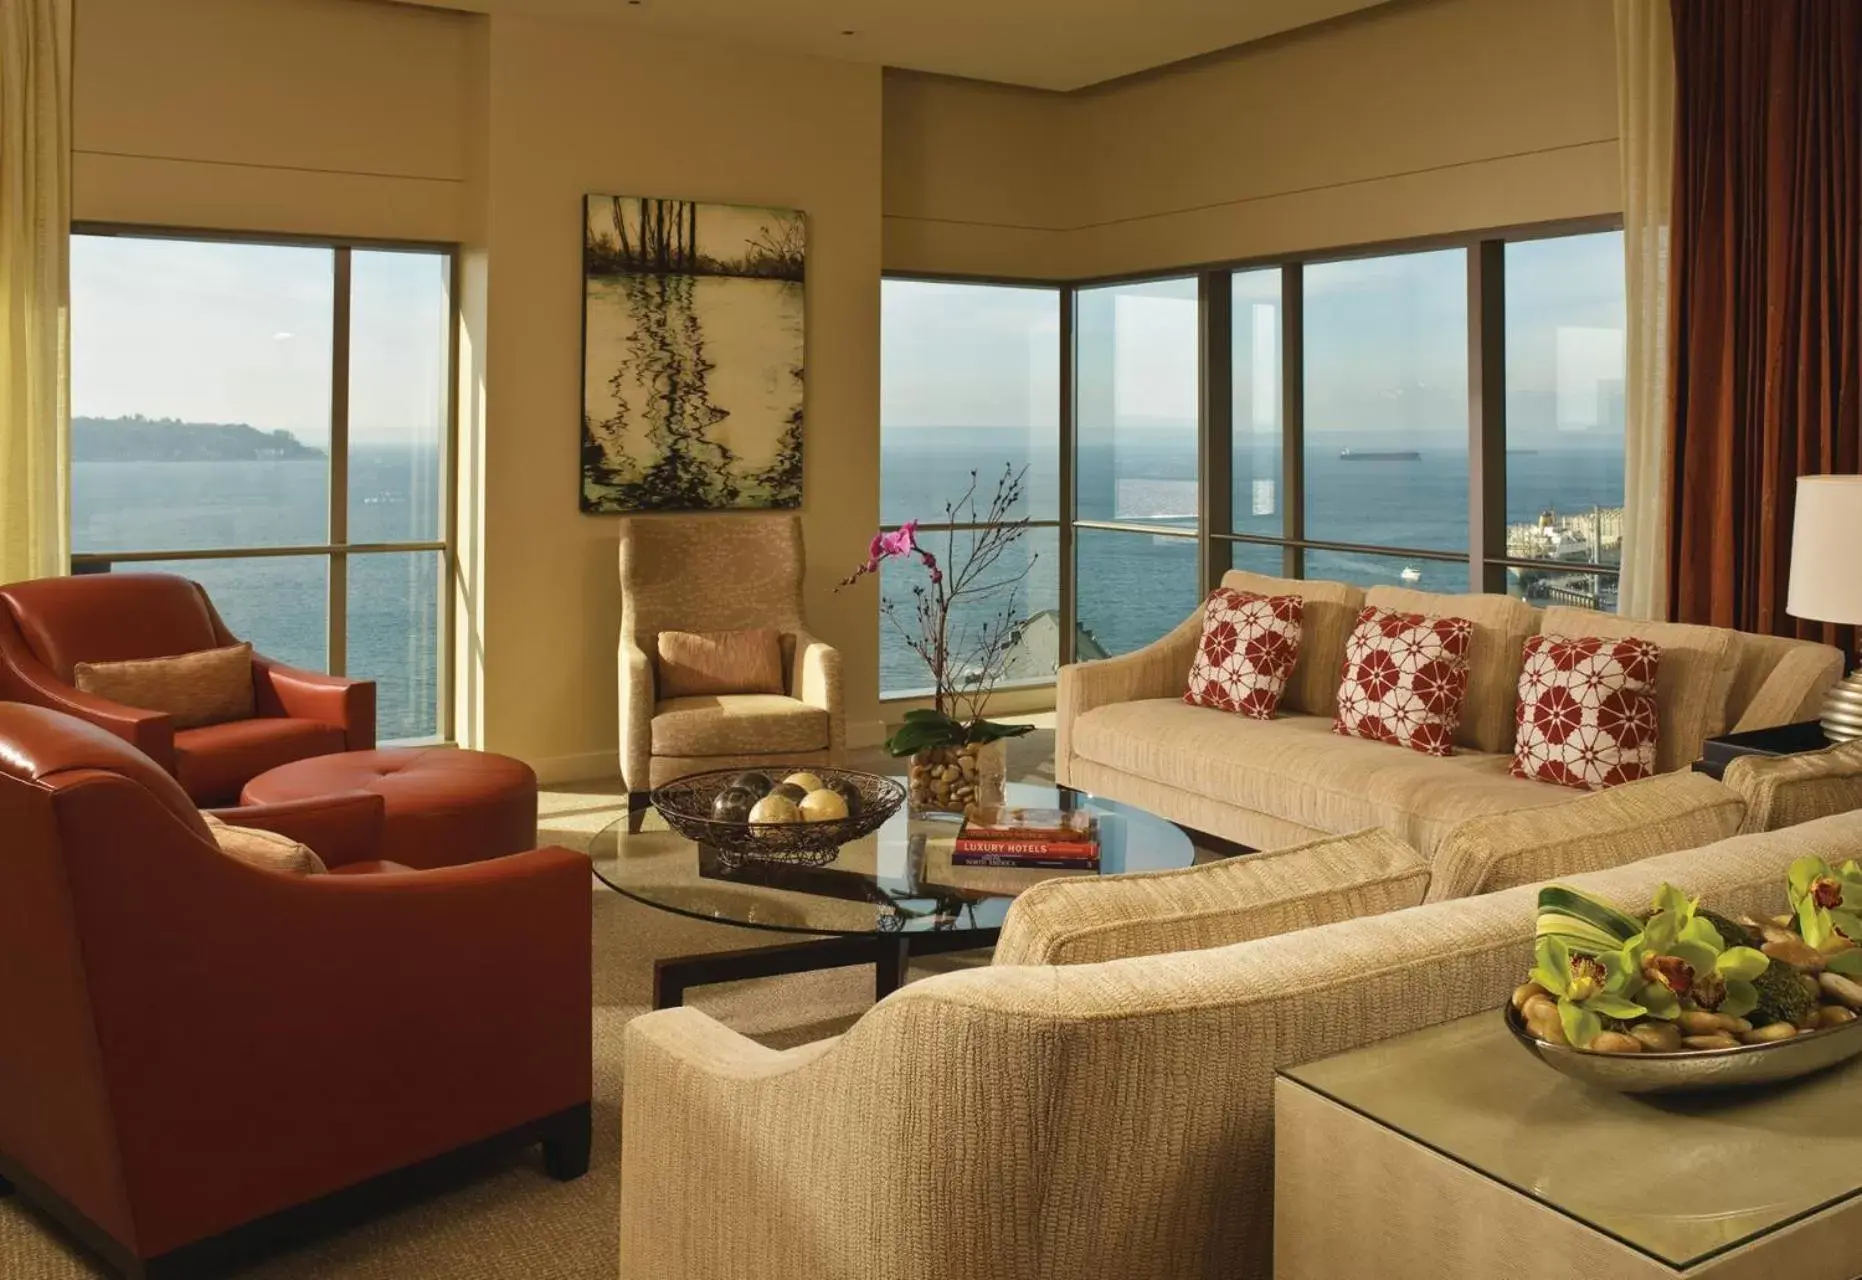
[1423,769,1747,901]
[1056,577,1839,854]
[1362,586,1540,754]
[618,813,1862,1280]
[617,514,843,791]
[1071,701,1573,857]
[649,695,830,757]
[994,827,1428,966]
[1725,632,1847,733]
[1724,739,1862,833]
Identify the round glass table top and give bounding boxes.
[588,779,1196,938]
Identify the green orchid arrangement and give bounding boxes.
[1520,872,1862,1056]
[1627,884,1771,1021]
[1787,857,1862,973]
[1526,882,1773,1050]
[1530,936,1648,1048]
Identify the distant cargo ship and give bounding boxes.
[1338,448,1422,462]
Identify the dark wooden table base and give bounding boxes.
[652,927,999,1009]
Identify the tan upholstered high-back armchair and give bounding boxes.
[617,513,844,793]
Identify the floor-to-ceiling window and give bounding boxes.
[1300,249,1471,593]
[1204,225,1626,615]
[1498,230,1627,611]
[878,278,1061,698]
[875,221,1625,700]
[69,231,455,741]
[1073,277,1201,656]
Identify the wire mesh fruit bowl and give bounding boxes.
[649,766,906,866]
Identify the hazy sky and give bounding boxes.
[71,235,450,446]
[75,228,1622,450]
[883,230,1626,440]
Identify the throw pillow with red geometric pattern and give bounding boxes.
[1511,633,1661,790]
[1332,605,1475,757]
[1183,588,1304,720]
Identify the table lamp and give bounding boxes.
[1787,474,1862,742]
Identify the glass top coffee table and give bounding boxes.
[590,779,1196,1008]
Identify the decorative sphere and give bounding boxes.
[798,788,849,822]
[748,794,801,825]
[830,778,863,816]
[769,781,808,803]
[783,771,826,795]
[710,787,755,824]
[728,771,774,799]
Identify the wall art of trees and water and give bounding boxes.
[581,195,806,513]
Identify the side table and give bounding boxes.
[1275,1010,1862,1279]
[1693,719,1832,781]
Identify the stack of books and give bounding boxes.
[952,806,1099,869]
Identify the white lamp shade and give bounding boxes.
[1788,475,1862,626]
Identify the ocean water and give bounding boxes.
[879,426,1623,693]
[71,431,1625,719]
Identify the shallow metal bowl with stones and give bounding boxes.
[650,767,906,867]
[1504,1003,1862,1095]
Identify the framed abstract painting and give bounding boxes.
[580,195,806,512]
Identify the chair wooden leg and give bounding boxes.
[541,1104,591,1182]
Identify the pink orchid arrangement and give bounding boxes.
[844,519,942,586]
[841,465,1038,755]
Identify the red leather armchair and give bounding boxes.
[0,572,375,805]
[0,704,592,1279]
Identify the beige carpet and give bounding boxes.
[1,731,1071,1279]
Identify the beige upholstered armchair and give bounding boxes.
[617,513,844,793]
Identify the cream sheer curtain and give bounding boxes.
[1614,0,1676,621]
[0,0,72,584]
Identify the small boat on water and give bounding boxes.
[1400,566,1423,583]
[1339,448,1421,462]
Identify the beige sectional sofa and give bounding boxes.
[618,806,1862,1280]
[1056,569,1844,856]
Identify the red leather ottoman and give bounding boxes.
[240,747,538,870]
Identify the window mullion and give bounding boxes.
[1058,285,1076,668]
[1199,269,1233,594]
[1281,263,1305,580]
[328,247,351,676]
[1468,240,1507,594]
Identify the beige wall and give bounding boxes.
[476,18,883,778]
[882,0,1622,280]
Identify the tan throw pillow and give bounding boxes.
[993,827,1429,967]
[1424,771,1746,902]
[1723,739,1862,834]
[73,642,256,729]
[200,813,327,876]
[656,629,785,699]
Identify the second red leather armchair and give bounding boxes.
[0,572,374,805]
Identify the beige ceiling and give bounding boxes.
[405,0,1394,91]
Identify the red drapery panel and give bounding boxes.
[1667,0,1862,643]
